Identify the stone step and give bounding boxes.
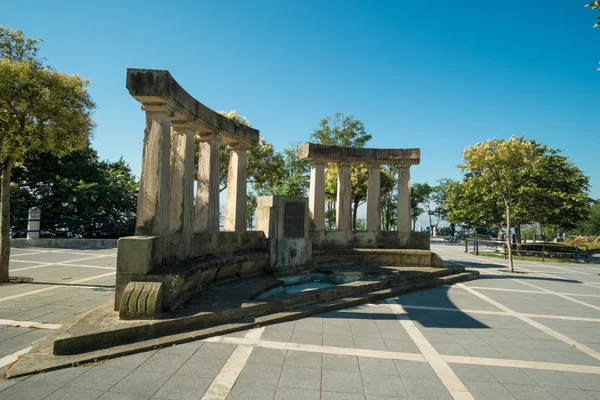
[5,269,478,379]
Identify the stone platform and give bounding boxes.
[5,265,477,378]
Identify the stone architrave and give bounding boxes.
[136,103,172,236]
[169,121,195,233]
[224,143,249,232]
[398,165,411,233]
[308,161,326,231]
[336,162,352,232]
[366,163,381,231]
[195,134,221,232]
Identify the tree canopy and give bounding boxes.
[0,26,96,282]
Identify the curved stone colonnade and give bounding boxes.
[298,143,427,249]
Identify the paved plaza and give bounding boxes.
[1,243,600,399]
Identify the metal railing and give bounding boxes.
[464,238,589,263]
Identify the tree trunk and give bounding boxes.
[352,199,359,231]
[450,223,456,235]
[505,204,514,273]
[428,213,432,235]
[412,217,416,231]
[515,224,522,251]
[0,157,15,283]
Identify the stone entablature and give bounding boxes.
[298,143,421,235]
[126,69,259,146]
[298,143,420,166]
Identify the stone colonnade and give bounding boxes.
[298,143,420,233]
[127,70,259,237]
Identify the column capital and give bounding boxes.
[309,159,327,167]
[141,102,175,116]
[337,160,353,167]
[397,160,414,169]
[197,132,221,143]
[228,142,251,151]
[367,162,382,169]
[170,119,195,132]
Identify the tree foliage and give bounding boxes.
[11,147,138,238]
[0,26,95,281]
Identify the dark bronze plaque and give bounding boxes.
[283,202,305,238]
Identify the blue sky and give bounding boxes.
[4,0,600,204]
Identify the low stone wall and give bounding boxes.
[11,238,118,248]
[309,231,430,250]
[115,231,269,311]
[312,248,437,268]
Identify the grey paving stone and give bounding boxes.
[485,366,539,385]
[278,366,321,390]
[423,332,459,344]
[294,320,323,334]
[323,324,352,336]
[24,365,88,386]
[99,351,157,370]
[152,374,211,399]
[587,390,600,399]
[321,391,366,400]
[549,388,598,400]
[284,350,321,369]
[358,357,398,376]
[393,359,436,379]
[353,336,387,351]
[262,328,293,342]
[383,339,419,353]
[0,382,60,400]
[156,341,202,356]
[274,387,320,400]
[351,326,382,338]
[137,353,189,374]
[237,362,282,386]
[321,370,364,394]
[361,373,407,397]
[322,333,355,348]
[432,342,471,356]
[68,366,131,391]
[402,376,453,399]
[247,347,286,365]
[504,383,558,400]
[176,355,226,378]
[523,369,580,389]
[451,364,498,382]
[99,392,149,400]
[290,331,322,345]
[43,387,104,400]
[451,333,488,346]
[109,370,170,397]
[463,380,517,400]
[463,344,506,358]
[491,345,539,361]
[322,354,360,374]
[193,342,235,360]
[227,382,276,400]
[377,328,411,341]
[561,371,600,391]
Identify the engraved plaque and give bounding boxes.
[283,202,305,238]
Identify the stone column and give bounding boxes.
[136,104,172,236]
[27,207,41,239]
[398,165,411,233]
[194,134,221,232]
[169,121,195,233]
[366,163,381,231]
[224,143,249,232]
[336,162,352,232]
[308,160,326,231]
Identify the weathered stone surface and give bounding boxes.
[224,143,249,232]
[119,282,164,320]
[309,231,429,250]
[398,166,411,233]
[194,134,220,232]
[126,69,259,145]
[336,163,352,232]
[298,143,420,165]
[308,161,326,231]
[169,121,195,233]
[366,163,381,231]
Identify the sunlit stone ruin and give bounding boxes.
[6,69,477,378]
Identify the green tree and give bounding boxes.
[586,1,600,70]
[380,166,397,231]
[411,183,433,232]
[310,113,371,229]
[11,147,138,238]
[577,200,600,235]
[0,26,95,282]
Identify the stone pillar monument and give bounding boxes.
[308,161,326,231]
[336,162,352,232]
[366,163,381,231]
[195,133,221,232]
[224,143,249,232]
[27,207,41,240]
[169,121,195,233]
[136,103,172,236]
[398,165,411,233]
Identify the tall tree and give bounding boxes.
[0,26,95,282]
[380,166,397,231]
[587,1,600,70]
[311,113,371,229]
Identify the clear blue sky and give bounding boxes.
[4,1,600,200]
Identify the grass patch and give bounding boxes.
[469,252,588,264]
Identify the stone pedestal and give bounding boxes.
[170,121,195,233]
[256,196,312,271]
[309,161,326,231]
[224,144,249,232]
[366,163,381,231]
[27,207,41,240]
[336,163,352,232]
[195,134,221,232]
[398,166,411,233]
[136,104,172,236]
